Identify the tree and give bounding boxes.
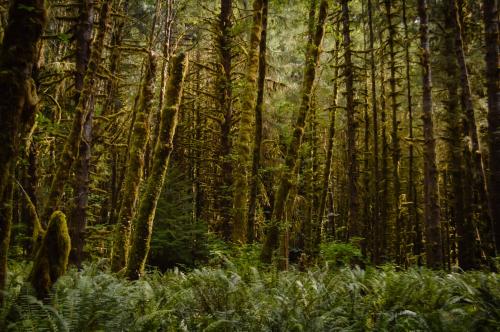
[125,53,188,280]
[260,0,328,269]
[418,0,443,268]
[0,0,47,303]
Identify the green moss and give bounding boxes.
[29,211,71,299]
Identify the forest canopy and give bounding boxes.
[0,0,499,330]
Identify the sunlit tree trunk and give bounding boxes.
[232,0,264,243]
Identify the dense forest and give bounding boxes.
[0,0,499,330]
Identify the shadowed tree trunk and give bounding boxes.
[125,53,188,280]
[0,0,47,303]
[43,1,111,222]
[483,0,500,253]
[69,0,94,268]
[418,0,443,269]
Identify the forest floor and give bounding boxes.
[1,257,499,332]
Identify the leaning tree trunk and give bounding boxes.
[483,0,500,254]
[125,53,188,280]
[111,53,157,272]
[418,0,443,269]
[0,0,47,303]
[260,0,328,269]
[231,0,264,243]
[247,0,269,243]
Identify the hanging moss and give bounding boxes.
[29,211,71,299]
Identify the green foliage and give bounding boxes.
[320,240,365,267]
[1,261,499,331]
[148,166,210,271]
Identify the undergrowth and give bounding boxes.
[0,260,498,331]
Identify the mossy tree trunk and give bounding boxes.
[216,0,234,241]
[111,53,157,272]
[247,0,268,243]
[260,0,328,268]
[125,53,188,280]
[29,211,71,300]
[418,0,443,269]
[232,0,264,243]
[0,0,47,303]
[42,1,111,221]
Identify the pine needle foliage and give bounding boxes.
[1,261,498,331]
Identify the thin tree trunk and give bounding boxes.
[247,0,269,243]
[260,0,328,268]
[402,0,422,266]
[342,0,360,239]
[418,0,443,268]
[125,53,188,280]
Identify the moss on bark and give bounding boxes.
[29,211,71,299]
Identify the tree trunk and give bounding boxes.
[260,0,328,268]
[111,53,157,272]
[69,0,94,268]
[0,0,47,303]
[125,53,188,280]
[483,0,500,254]
[342,0,360,239]
[247,0,268,243]
[43,1,111,221]
[232,0,264,243]
[418,0,443,269]
[216,0,234,241]
[403,0,422,266]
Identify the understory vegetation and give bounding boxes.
[1,255,499,332]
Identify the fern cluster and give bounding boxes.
[1,262,498,331]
